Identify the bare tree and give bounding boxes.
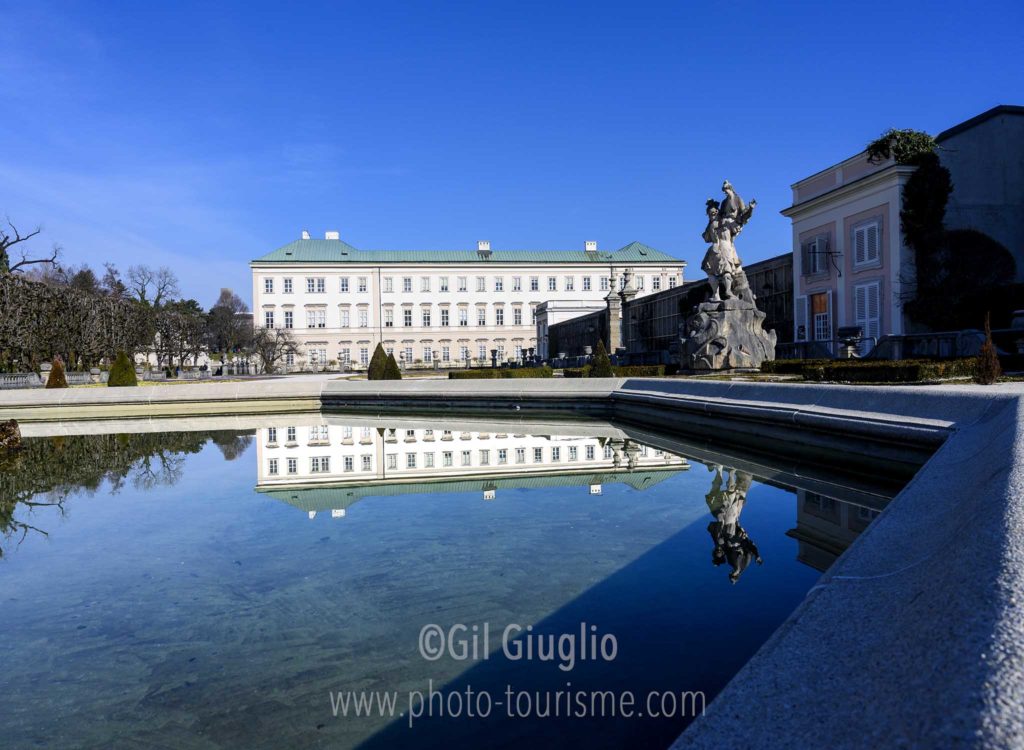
[101,263,128,299]
[250,326,299,374]
[127,265,180,307]
[207,288,252,360]
[0,218,60,274]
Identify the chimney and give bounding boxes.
[585,240,598,254]
[325,230,340,240]
[301,230,311,240]
[477,240,491,252]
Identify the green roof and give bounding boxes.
[257,466,688,513]
[251,240,682,265]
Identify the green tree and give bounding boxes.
[589,340,614,377]
[367,343,388,380]
[45,357,68,388]
[107,350,138,387]
[383,352,402,380]
[974,312,1002,385]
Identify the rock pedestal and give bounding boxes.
[681,298,777,370]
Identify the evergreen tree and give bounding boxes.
[974,312,1002,385]
[383,352,402,380]
[45,357,68,388]
[589,340,614,377]
[107,351,138,387]
[367,343,388,380]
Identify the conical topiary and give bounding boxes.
[367,343,388,380]
[45,357,69,388]
[589,340,614,377]
[107,351,138,387]
[974,311,1002,385]
[383,352,402,380]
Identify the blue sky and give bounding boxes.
[2,0,1021,307]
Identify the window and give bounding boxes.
[358,309,368,327]
[569,446,578,461]
[283,310,293,329]
[340,309,351,328]
[440,277,449,292]
[514,344,522,360]
[268,458,278,475]
[421,277,431,292]
[308,348,326,367]
[423,345,432,362]
[404,309,413,326]
[802,234,830,275]
[531,306,537,324]
[600,276,609,291]
[636,275,645,290]
[443,451,453,467]
[406,453,416,469]
[586,445,595,460]
[479,449,490,466]
[477,308,486,326]
[362,455,372,471]
[309,425,329,443]
[283,278,293,294]
[442,346,450,362]
[652,276,661,291]
[513,307,523,325]
[344,456,354,472]
[357,277,367,293]
[422,309,431,327]
[498,449,508,464]
[264,310,275,328]
[287,457,297,475]
[307,277,325,293]
[548,277,557,291]
[564,276,574,291]
[458,276,468,292]
[441,308,450,327]
[854,281,881,355]
[495,308,504,326]
[459,308,468,326]
[387,454,397,470]
[478,344,487,360]
[425,453,435,468]
[496,345,504,361]
[310,456,330,473]
[853,221,881,266]
[494,277,504,292]
[384,309,394,327]
[476,276,486,292]
[286,426,296,443]
[461,450,472,466]
[668,276,677,288]
[404,346,413,363]
[515,447,525,463]
[383,276,394,293]
[340,277,350,293]
[403,277,413,293]
[339,348,350,365]
[530,277,539,291]
[533,447,543,463]
[267,427,278,444]
[460,345,469,361]
[512,276,522,291]
[264,278,274,293]
[582,277,591,291]
[359,347,369,365]
[341,425,353,441]
[551,447,561,462]
[306,309,326,328]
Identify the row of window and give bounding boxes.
[263,305,537,330]
[800,219,881,277]
[263,274,679,295]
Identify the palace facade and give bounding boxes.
[250,233,685,369]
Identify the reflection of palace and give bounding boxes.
[786,490,881,572]
[255,423,689,517]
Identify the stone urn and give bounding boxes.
[90,367,101,384]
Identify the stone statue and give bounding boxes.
[680,180,777,370]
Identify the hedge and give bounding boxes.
[563,364,674,378]
[448,366,553,380]
[760,359,832,375]
[800,358,977,383]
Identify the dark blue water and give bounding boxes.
[0,423,883,749]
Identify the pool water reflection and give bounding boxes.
[0,417,894,749]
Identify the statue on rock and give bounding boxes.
[681,181,777,370]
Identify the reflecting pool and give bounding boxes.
[0,416,897,749]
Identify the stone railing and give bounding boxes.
[0,373,43,389]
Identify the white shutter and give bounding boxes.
[855,284,867,328]
[854,226,866,265]
[825,289,833,352]
[866,223,879,263]
[795,295,809,341]
[866,281,881,340]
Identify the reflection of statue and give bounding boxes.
[705,465,762,584]
[681,180,776,370]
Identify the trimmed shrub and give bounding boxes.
[801,358,976,383]
[383,352,402,380]
[975,312,1002,385]
[761,359,832,375]
[448,366,553,380]
[367,344,388,381]
[589,340,614,377]
[565,364,671,378]
[45,357,68,389]
[107,351,138,387]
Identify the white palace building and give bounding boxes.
[250,231,686,370]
